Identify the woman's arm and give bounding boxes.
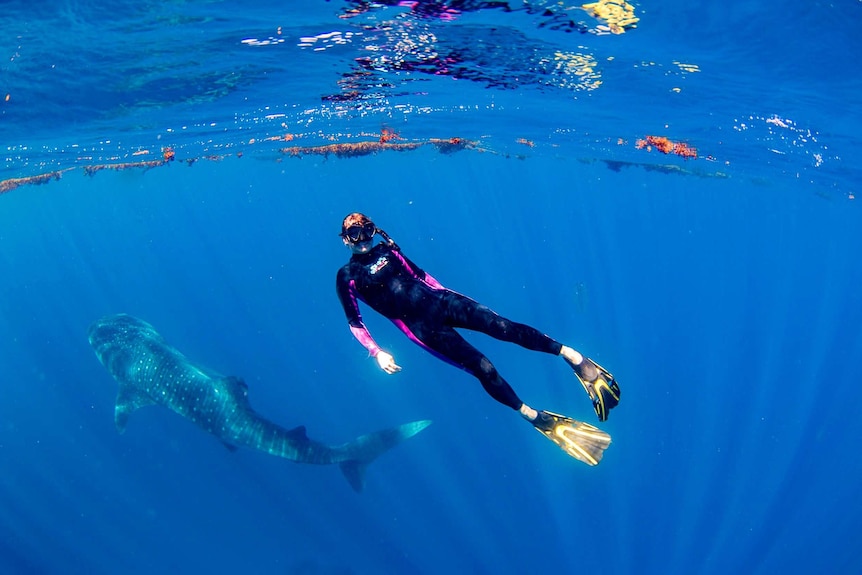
[336,268,382,356]
[336,266,400,373]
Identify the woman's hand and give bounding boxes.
[375,351,402,374]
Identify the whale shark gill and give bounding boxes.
[88,314,431,492]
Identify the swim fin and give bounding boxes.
[531,410,611,466]
[566,356,621,422]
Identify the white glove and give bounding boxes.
[375,351,402,374]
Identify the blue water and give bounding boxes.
[2,1,861,574]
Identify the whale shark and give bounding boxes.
[88,314,431,492]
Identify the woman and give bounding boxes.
[335,212,620,465]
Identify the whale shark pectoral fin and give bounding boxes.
[221,441,239,452]
[114,386,156,433]
[339,460,368,493]
[286,425,309,441]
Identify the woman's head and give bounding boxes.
[341,212,377,254]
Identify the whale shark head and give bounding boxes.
[89,313,161,356]
[88,313,167,379]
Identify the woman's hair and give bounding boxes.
[341,212,373,234]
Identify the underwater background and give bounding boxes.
[2,1,861,573]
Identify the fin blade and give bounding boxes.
[534,412,611,466]
[554,421,612,466]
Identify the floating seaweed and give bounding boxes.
[282,140,424,159]
[282,136,476,159]
[83,159,169,176]
[81,147,177,176]
[2,134,478,196]
[635,135,698,159]
[379,127,401,143]
[0,169,70,195]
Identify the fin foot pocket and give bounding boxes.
[532,410,611,466]
[568,357,621,422]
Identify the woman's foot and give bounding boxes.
[560,346,621,422]
[519,403,538,421]
[559,345,584,367]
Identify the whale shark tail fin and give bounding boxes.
[339,460,369,493]
[339,419,432,493]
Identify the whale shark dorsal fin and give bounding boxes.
[223,376,249,397]
[286,425,309,440]
[114,386,156,433]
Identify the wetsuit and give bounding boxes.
[336,242,563,410]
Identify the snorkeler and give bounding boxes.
[335,213,620,465]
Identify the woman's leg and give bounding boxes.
[437,292,623,420]
[408,321,524,410]
[399,317,613,464]
[442,292,563,354]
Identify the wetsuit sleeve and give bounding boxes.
[391,248,445,289]
[336,266,382,357]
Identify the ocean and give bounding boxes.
[1,1,861,573]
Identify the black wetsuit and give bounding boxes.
[336,242,563,410]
